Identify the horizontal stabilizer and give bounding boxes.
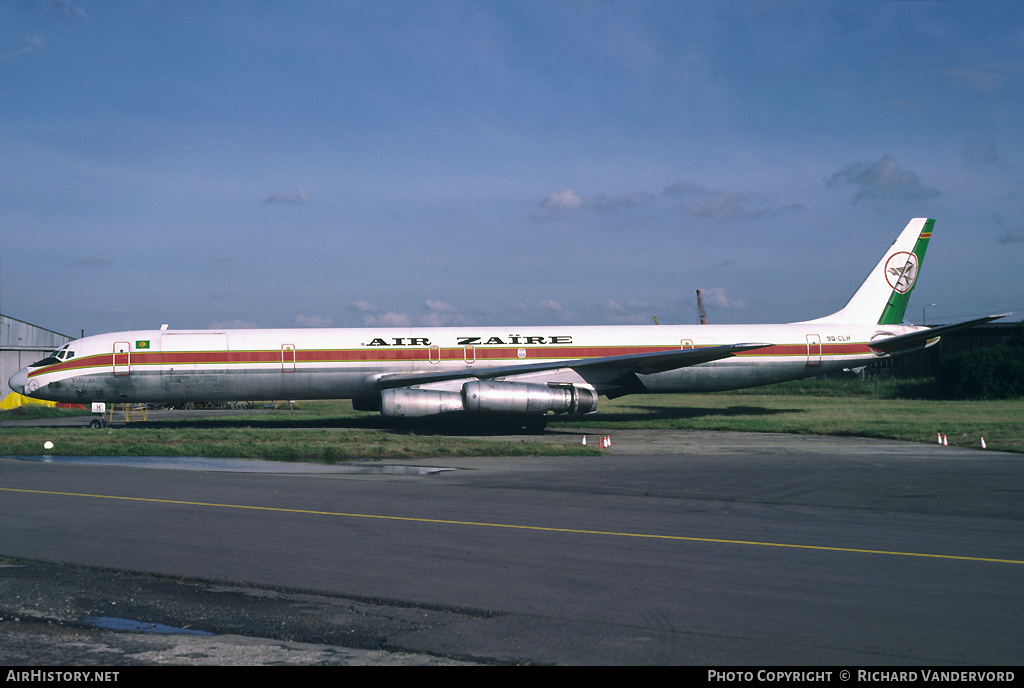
[869,314,1011,354]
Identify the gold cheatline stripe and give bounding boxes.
[3,487,1021,565]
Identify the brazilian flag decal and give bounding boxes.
[136,340,151,349]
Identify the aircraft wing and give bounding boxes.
[868,313,1011,354]
[375,342,772,390]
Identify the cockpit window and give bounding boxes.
[30,346,74,368]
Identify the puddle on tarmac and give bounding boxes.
[80,616,214,636]
[6,455,457,475]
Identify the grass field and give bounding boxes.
[554,387,1024,453]
[2,378,1022,457]
[0,408,599,461]
[0,425,602,461]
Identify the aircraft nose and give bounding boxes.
[9,367,28,395]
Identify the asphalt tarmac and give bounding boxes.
[1,428,1022,666]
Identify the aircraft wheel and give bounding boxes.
[89,418,104,429]
[523,415,548,433]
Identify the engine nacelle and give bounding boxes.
[380,387,465,417]
[462,380,598,415]
[379,381,599,418]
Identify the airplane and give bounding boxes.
[9,218,1007,431]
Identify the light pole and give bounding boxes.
[923,303,936,326]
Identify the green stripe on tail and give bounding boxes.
[877,219,932,325]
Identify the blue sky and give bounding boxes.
[2,0,1022,336]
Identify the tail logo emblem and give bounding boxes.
[884,252,919,294]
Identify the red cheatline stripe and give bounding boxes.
[28,342,877,377]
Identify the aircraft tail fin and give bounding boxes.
[805,218,932,325]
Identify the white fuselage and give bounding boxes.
[15,321,921,407]
[6,218,960,424]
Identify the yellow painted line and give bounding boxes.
[3,487,1022,565]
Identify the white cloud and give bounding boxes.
[354,299,470,327]
[425,299,454,312]
[539,188,656,215]
[603,299,624,312]
[686,193,747,220]
[541,189,588,210]
[51,0,88,20]
[828,155,940,205]
[8,36,46,59]
[536,299,562,312]
[361,309,472,327]
[509,299,572,323]
[362,312,412,327]
[598,299,653,325]
[699,287,747,310]
[350,300,378,312]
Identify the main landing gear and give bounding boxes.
[522,415,548,433]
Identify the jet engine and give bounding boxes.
[379,380,598,418]
[462,380,597,415]
[380,387,465,417]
